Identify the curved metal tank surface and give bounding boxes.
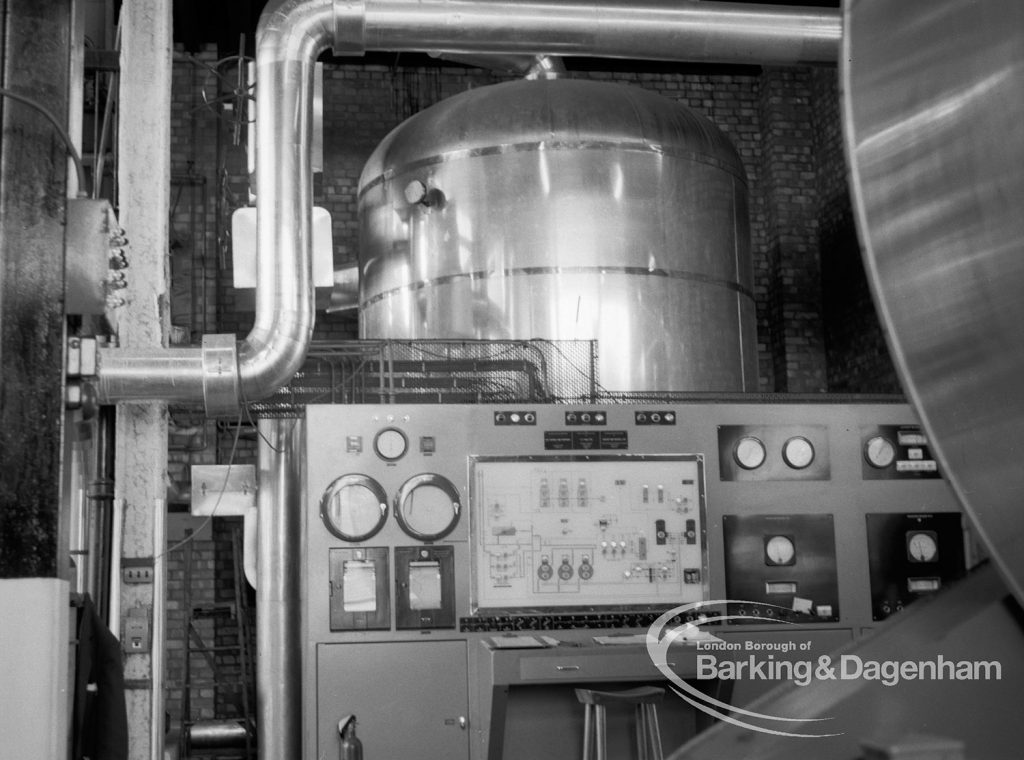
[843,0,1024,604]
[357,78,757,392]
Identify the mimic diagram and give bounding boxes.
[471,455,707,610]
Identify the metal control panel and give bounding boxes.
[865,512,966,620]
[722,513,840,622]
[301,401,967,760]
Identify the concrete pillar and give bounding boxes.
[116,0,172,757]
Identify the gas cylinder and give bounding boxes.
[338,715,363,760]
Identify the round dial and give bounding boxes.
[320,474,388,542]
[765,535,796,566]
[782,436,815,469]
[907,531,938,562]
[394,473,461,541]
[734,436,767,470]
[374,427,409,461]
[865,435,897,468]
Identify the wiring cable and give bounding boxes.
[0,86,89,194]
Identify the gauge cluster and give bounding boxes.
[719,424,829,481]
[321,472,461,543]
[865,512,965,620]
[861,424,942,479]
[722,513,840,623]
[303,402,965,640]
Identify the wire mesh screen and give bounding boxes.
[249,339,599,417]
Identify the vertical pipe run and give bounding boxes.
[89,406,117,620]
[257,417,305,760]
[151,497,167,760]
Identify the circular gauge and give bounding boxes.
[907,531,938,562]
[782,436,815,469]
[394,473,461,541]
[865,435,897,468]
[765,535,796,566]
[320,474,388,542]
[734,436,767,470]
[374,427,409,461]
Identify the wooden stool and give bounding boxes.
[575,686,665,760]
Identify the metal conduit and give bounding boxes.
[345,1,841,64]
[256,417,304,760]
[91,0,839,417]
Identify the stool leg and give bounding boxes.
[635,704,648,760]
[645,704,664,760]
[595,705,607,760]
[582,704,593,760]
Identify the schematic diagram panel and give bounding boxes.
[470,455,707,611]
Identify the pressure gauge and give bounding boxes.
[782,436,815,469]
[394,473,462,541]
[734,436,767,470]
[764,535,796,566]
[374,427,409,461]
[320,474,388,542]
[864,435,897,469]
[907,531,939,562]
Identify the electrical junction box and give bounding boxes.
[123,606,151,653]
[65,198,120,315]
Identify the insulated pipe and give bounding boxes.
[337,1,841,65]
[92,0,838,417]
[256,417,304,760]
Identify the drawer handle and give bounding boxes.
[555,665,581,672]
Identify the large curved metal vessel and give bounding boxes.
[843,0,1024,604]
[357,77,757,393]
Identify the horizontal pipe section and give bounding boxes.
[95,349,207,404]
[343,0,841,65]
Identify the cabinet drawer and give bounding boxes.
[519,652,664,682]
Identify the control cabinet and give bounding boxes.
[302,400,967,760]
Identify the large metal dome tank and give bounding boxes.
[357,77,757,392]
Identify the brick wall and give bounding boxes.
[811,68,902,393]
[165,514,218,727]
[164,405,257,732]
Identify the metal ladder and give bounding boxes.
[179,525,255,759]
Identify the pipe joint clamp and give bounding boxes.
[333,0,366,55]
[202,334,241,418]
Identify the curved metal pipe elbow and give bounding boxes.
[236,0,336,406]
[95,0,334,417]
